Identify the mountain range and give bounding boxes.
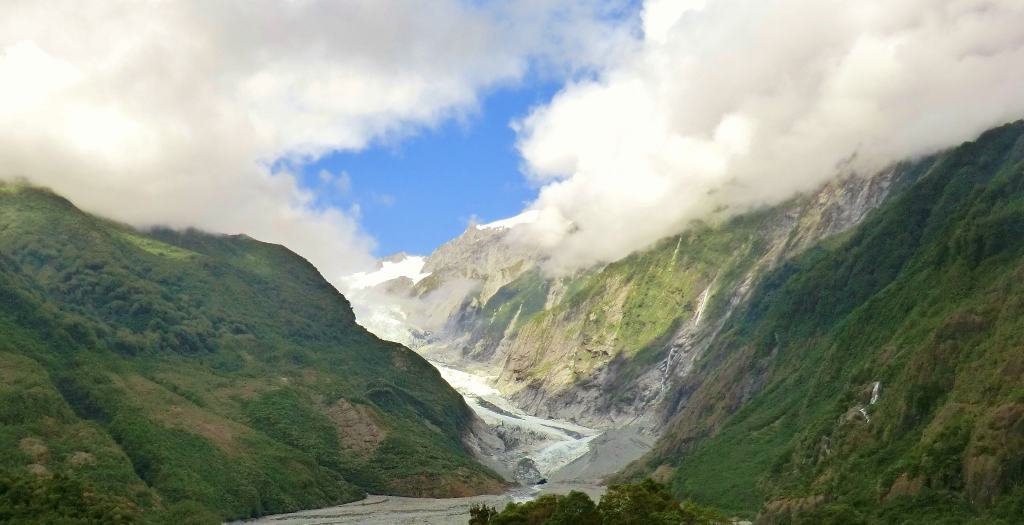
[2,121,1022,524]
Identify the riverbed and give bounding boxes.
[231,483,605,525]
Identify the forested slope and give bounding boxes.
[0,184,504,523]
[626,122,1024,524]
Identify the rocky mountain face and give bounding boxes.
[415,216,547,346]
[0,184,505,523]
[348,213,547,352]
[487,165,917,431]
[366,161,919,432]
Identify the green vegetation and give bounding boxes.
[473,193,793,407]
[628,122,1024,523]
[0,184,503,522]
[478,268,550,345]
[0,472,142,525]
[469,480,728,525]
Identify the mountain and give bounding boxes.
[364,155,918,432]
[344,151,921,492]
[618,121,1024,523]
[346,211,546,351]
[0,183,504,523]
[353,121,1024,522]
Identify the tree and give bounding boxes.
[469,503,497,525]
[547,491,600,525]
[598,479,682,525]
[679,499,729,525]
[471,480,729,525]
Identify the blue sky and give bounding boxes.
[291,0,647,259]
[299,81,562,257]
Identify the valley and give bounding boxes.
[1,123,1022,524]
[4,3,1024,524]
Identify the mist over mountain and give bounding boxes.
[512,0,1024,272]
[6,1,1024,284]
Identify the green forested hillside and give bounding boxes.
[627,122,1024,523]
[0,184,504,523]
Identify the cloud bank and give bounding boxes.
[0,0,625,279]
[515,0,1024,272]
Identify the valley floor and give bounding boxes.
[229,483,605,525]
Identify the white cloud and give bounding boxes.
[515,0,1024,272]
[0,0,627,280]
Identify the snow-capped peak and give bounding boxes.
[343,254,431,290]
[475,209,540,231]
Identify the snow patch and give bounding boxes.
[475,210,541,231]
[343,255,430,290]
